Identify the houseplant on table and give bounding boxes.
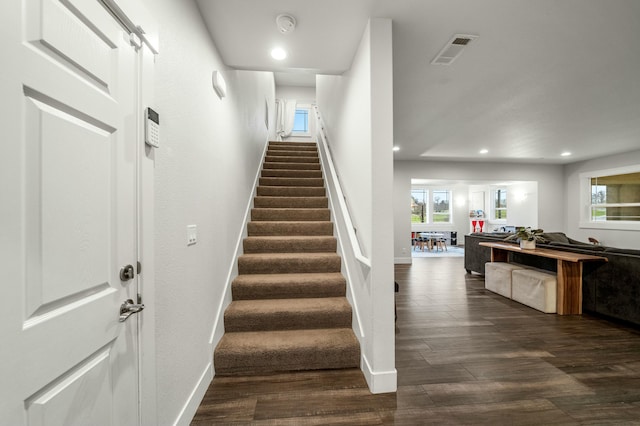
[504,227,544,249]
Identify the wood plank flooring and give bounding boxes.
[191,256,640,425]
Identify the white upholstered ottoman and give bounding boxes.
[511,269,557,313]
[484,262,528,298]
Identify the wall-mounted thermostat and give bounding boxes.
[145,107,160,147]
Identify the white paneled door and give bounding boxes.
[1,1,141,424]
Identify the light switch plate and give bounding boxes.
[187,225,197,246]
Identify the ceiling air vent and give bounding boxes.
[431,34,478,65]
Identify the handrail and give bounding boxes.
[314,106,371,269]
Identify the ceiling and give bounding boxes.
[196,0,640,164]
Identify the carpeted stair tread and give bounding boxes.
[257,186,326,197]
[214,140,359,376]
[268,141,317,147]
[266,150,318,158]
[267,145,318,152]
[251,208,330,222]
[253,196,328,208]
[244,236,337,253]
[224,297,352,332]
[261,169,322,178]
[263,162,321,171]
[238,252,341,274]
[259,177,324,187]
[264,155,319,164]
[214,328,360,375]
[232,272,346,300]
[247,221,333,236]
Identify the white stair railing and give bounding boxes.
[314,106,369,342]
[314,106,371,269]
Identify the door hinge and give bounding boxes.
[129,32,142,50]
[137,261,142,275]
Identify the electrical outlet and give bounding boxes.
[187,225,197,246]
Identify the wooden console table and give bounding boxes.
[479,242,608,315]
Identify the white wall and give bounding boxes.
[317,19,396,393]
[467,182,538,230]
[506,181,539,229]
[564,149,640,249]
[141,0,275,423]
[275,85,316,103]
[394,160,564,262]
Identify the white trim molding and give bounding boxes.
[362,354,398,394]
[173,363,213,426]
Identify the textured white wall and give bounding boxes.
[507,181,539,229]
[564,149,640,249]
[275,85,316,103]
[141,0,275,423]
[394,161,564,261]
[317,38,372,256]
[317,19,396,393]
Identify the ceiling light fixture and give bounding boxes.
[270,47,287,60]
[561,151,572,157]
[393,146,400,152]
[276,14,296,34]
[479,149,488,154]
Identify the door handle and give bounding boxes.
[119,299,145,322]
[120,264,135,281]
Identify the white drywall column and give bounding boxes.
[369,18,396,393]
[317,18,396,393]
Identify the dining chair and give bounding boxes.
[435,237,447,252]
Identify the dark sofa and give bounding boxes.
[465,232,640,327]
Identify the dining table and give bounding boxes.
[418,232,445,251]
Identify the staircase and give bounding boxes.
[214,141,360,375]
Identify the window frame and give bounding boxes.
[411,188,429,224]
[411,187,453,226]
[431,189,452,224]
[580,164,640,230]
[291,105,311,137]
[491,188,508,223]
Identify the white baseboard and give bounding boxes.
[361,354,397,394]
[394,256,412,264]
[174,362,213,426]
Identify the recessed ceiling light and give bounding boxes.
[479,149,488,154]
[270,47,287,60]
[561,151,572,157]
[393,146,400,152]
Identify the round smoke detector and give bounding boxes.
[276,14,296,34]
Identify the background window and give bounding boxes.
[590,172,640,221]
[493,189,507,220]
[292,108,309,134]
[411,189,428,223]
[432,190,451,223]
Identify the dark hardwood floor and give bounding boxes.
[192,256,640,425]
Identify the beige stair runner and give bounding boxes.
[214,141,360,375]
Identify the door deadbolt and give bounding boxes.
[120,264,135,281]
